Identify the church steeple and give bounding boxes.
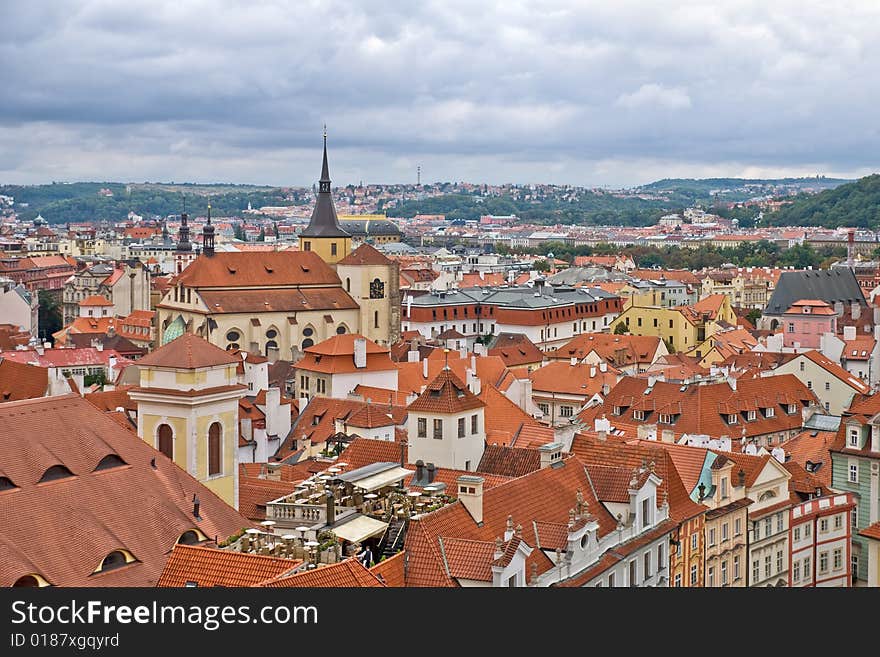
[202,204,215,257]
[177,195,192,252]
[299,128,352,265]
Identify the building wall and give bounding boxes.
[782,314,835,350]
[407,408,485,471]
[299,236,352,266]
[0,283,36,335]
[157,304,360,362]
[335,261,400,346]
[670,515,705,587]
[831,451,880,582]
[767,358,859,415]
[137,400,239,509]
[789,496,853,587]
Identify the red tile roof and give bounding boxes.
[0,395,252,587]
[592,374,815,441]
[137,333,239,369]
[260,558,385,587]
[488,332,545,367]
[195,287,358,314]
[336,243,392,266]
[407,368,485,415]
[175,251,342,288]
[295,334,396,374]
[859,521,880,541]
[551,333,661,366]
[403,457,617,586]
[780,429,836,489]
[477,444,541,478]
[440,537,496,581]
[84,385,136,412]
[479,384,549,447]
[530,360,619,397]
[79,294,114,307]
[0,358,48,401]
[369,551,405,586]
[157,545,299,587]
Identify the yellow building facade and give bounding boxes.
[129,334,247,509]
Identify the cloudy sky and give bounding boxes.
[2,0,879,187]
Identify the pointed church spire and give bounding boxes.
[202,203,215,257]
[300,128,350,239]
[177,194,192,252]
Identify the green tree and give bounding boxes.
[614,322,629,335]
[257,227,266,242]
[233,223,246,241]
[533,259,550,272]
[38,290,62,342]
[273,222,280,239]
[746,308,762,326]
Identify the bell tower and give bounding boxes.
[298,128,351,265]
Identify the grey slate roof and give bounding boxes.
[339,219,402,237]
[764,268,866,316]
[300,139,350,239]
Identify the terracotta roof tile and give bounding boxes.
[440,537,496,581]
[551,333,661,366]
[137,333,239,369]
[157,545,299,587]
[859,521,880,541]
[369,551,405,587]
[0,395,252,587]
[530,360,619,397]
[176,251,341,288]
[195,287,358,314]
[0,359,48,401]
[477,444,541,478]
[260,558,385,587]
[780,429,836,489]
[336,243,393,266]
[407,368,485,415]
[78,294,114,307]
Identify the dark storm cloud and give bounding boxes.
[1,0,879,185]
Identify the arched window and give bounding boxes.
[38,465,75,483]
[97,550,134,573]
[226,330,240,342]
[759,490,776,501]
[94,454,127,471]
[336,325,347,335]
[226,343,240,351]
[302,327,314,337]
[0,476,17,491]
[374,310,380,329]
[13,574,47,587]
[265,340,278,356]
[208,422,222,476]
[266,328,278,339]
[177,529,207,546]
[301,338,314,349]
[157,424,173,460]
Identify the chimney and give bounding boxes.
[844,325,857,341]
[192,494,201,519]
[422,358,429,379]
[539,441,564,469]
[590,365,596,378]
[847,228,855,268]
[415,459,425,483]
[326,490,336,526]
[570,356,577,366]
[852,302,861,321]
[353,337,367,369]
[457,476,484,525]
[636,423,657,441]
[599,362,607,373]
[35,344,44,356]
[473,342,486,356]
[95,342,104,352]
[661,429,674,443]
[426,462,436,483]
[400,441,407,467]
[470,354,477,371]
[834,301,844,316]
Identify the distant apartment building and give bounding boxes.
[62,262,151,325]
[789,493,856,587]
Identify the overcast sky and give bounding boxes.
[2,0,879,187]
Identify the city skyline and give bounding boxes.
[2,1,879,188]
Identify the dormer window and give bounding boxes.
[727,414,738,425]
[747,410,756,422]
[787,403,797,414]
[658,413,674,425]
[848,427,860,448]
[633,410,645,421]
[764,407,775,418]
[613,406,622,416]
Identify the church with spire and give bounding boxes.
[298,130,352,264]
[155,133,400,355]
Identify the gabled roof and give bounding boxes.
[175,251,342,288]
[552,332,660,366]
[479,384,550,447]
[0,358,49,402]
[260,558,384,587]
[477,444,542,478]
[488,332,545,367]
[407,368,485,415]
[79,294,114,307]
[137,333,239,369]
[782,350,870,394]
[765,268,866,316]
[336,243,391,266]
[370,551,405,586]
[403,457,616,586]
[157,545,299,587]
[346,403,397,429]
[0,395,251,587]
[529,360,618,397]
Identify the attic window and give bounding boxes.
[177,529,207,545]
[227,266,237,274]
[264,265,274,273]
[430,390,441,398]
[97,550,134,573]
[94,454,127,471]
[39,465,75,483]
[0,476,17,491]
[301,265,310,273]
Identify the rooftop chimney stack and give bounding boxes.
[325,491,336,526]
[192,494,201,519]
[353,337,367,369]
[539,442,565,469]
[848,229,855,269]
[457,475,485,525]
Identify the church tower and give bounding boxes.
[298,130,351,265]
[128,333,246,509]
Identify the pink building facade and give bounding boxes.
[782,300,837,350]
